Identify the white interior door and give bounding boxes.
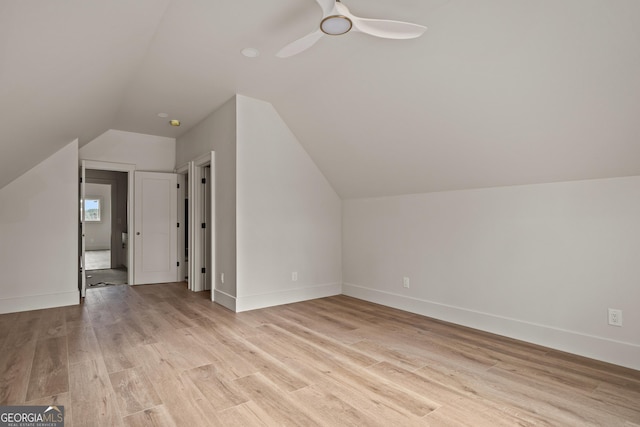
[190,153,216,293]
[176,171,187,284]
[203,166,212,291]
[79,162,87,297]
[134,171,178,285]
[192,164,206,292]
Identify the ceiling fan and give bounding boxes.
[277,0,427,58]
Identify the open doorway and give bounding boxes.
[176,163,190,288]
[176,152,215,296]
[84,169,128,288]
[192,152,215,297]
[201,165,212,291]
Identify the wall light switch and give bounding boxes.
[403,277,410,288]
[292,272,298,282]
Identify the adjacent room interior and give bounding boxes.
[84,170,129,287]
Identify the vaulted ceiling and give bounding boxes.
[2,0,639,197]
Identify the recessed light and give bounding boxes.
[157,113,169,118]
[170,120,181,127]
[241,47,260,58]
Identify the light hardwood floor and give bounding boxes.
[0,283,638,426]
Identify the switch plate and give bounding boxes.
[403,277,410,288]
[608,308,623,327]
[292,272,298,282]
[220,273,224,284]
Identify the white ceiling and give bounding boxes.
[2,0,639,197]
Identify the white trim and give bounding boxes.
[213,289,236,312]
[236,283,342,313]
[175,163,189,174]
[0,291,79,314]
[193,152,212,167]
[83,160,136,171]
[80,162,86,298]
[342,282,640,371]
[189,161,199,292]
[208,153,216,299]
[190,152,216,294]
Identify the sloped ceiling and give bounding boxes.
[2,0,639,197]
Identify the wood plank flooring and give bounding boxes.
[0,283,639,426]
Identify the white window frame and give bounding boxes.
[84,196,103,222]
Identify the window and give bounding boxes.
[84,197,102,222]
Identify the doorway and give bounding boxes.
[201,165,212,291]
[176,163,190,288]
[192,152,215,297]
[79,160,135,297]
[176,152,215,297]
[85,170,128,288]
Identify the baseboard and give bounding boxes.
[236,282,342,313]
[342,283,640,371]
[213,289,236,312]
[0,291,79,314]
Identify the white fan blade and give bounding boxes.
[315,0,336,16]
[352,17,426,39]
[277,30,324,58]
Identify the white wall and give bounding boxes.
[176,97,237,306]
[80,129,175,172]
[235,95,342,312]
[0,140,79,313]
[84,183,111,251]
[343,176,640,370]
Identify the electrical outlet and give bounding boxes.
[403,277,410,288]
[292,272,298,282]
[608,308,623,327]
[220,273,224,284]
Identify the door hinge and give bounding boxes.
[177,222,180,228]
[79,177,83,183]
[201,223,206,229]
[177,183,180,189]
[201,267,206,274]
[177,261,180,267]
[201,178,206,184]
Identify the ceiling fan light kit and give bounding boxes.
[321,15,353,35]
[277,0,426,58]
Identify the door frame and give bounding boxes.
[82,160,135,286]
[175,163,190,289]
[79,163,86,298]
[192,152,216,297]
